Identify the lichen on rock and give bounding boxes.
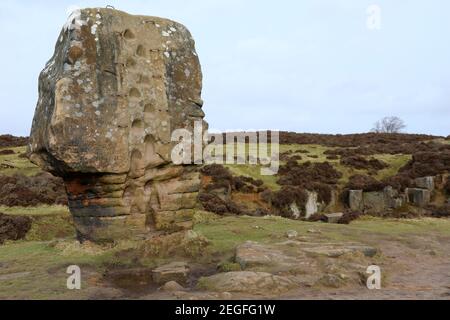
[28,8,207,242]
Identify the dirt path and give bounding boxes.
[279,235,450,300]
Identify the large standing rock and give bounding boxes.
[28,8,206,241]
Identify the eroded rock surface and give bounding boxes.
[28,8,206,241]
[152,261,189,285]
[199,240,380,295]
[198,271,297,295]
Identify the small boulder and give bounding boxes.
[324,212,344,224]
[285,230,298,239]
[198,271,296,295]
[219,292,233,299]
[161,281,185,292]
[152,261,189,285]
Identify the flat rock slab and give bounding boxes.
[235,241,379,273]
[235,241,319,274]
[152,261,189,285]
[198,271,296,295]
[324,212,344,223]
[301,244,378,258]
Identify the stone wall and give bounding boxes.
[348,176,443,214]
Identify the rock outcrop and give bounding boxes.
[28,8,206,241]
[414,176,434,191]
[348,186,406,214]
[198,271,297,295]
[406,188,431,207]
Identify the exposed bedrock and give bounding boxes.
[28,8,207,242]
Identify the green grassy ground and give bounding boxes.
[194,215,450,257]
[0,139,448,299]
[0,205,74,241]
[1,213,448,299]
[0,146,41,176]
[221,143,411,190]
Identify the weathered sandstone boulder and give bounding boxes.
[28,8,206,241]
[198,271,297,295]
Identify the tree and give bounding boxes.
[372,116,406,133]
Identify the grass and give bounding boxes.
[432,138,450,145]
[1,212,449,299]
[0,238,137,299]
[194,215,450,257]
[0,205,70,216]
[374,154,411,180]
[0,241,100,299]
[226,164,280,190]
[223,143,336,190]
[0,205,75,241]
[0,146,41,176]
[217,142,414,191]
[0,236,167,299]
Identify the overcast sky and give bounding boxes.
[1,0,449,136]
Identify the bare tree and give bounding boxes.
[372,116,406,133]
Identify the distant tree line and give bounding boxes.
[372,116,406,133]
